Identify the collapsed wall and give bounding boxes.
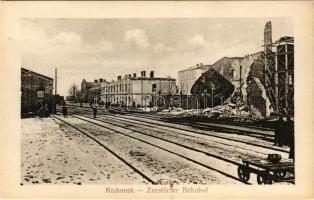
[190,68,235,108]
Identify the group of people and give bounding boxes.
[274,115,294,160]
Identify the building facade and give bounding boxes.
[100,71,176,107]
[21,68,54,117]
[178,63,209,95]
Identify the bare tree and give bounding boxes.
[68,84,81,102]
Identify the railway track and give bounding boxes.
[56,107,293,184]
[64,107,288,153]
[55,109,258,184]
[122,112,274,132]
[106,112,274,141]
[71,112,288,163]
[66,104,274,132]
[56,112,250,184]
[65,104,274,141]
[85,114,284,156]
[52,115,156,184]
[68,113,251,184]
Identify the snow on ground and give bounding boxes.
[21,117,148,185]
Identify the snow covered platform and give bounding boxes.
[21,117,147,185]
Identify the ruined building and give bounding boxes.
[184,21,294,117]
[246,22,294,117]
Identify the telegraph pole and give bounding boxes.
[53,68,57,114]
[55,68,57,97]
[239,65,242,101]
[210,82,215,108]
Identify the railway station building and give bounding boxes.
[100,71,177,107]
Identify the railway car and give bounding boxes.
[54,94,65,106]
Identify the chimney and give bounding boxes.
[196,63,199,67]
[128,74,131,78]
[200,62,203,66]
[99,78,103,83]
[133,73,137,78]
[141,71,146,77]
[150,71,154,78]
[117,76,121,80]
[94,79,98,83]
[264,21,272,52]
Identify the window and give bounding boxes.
[152,84,157,92]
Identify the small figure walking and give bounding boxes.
[44,103,49,117]
[287,116,294,161]
[92,104,97,118]
[62,102,68,118]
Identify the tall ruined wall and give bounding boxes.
[246,77,271,117]
[210,52,263,87]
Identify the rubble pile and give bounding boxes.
[202,104,253,121]
[160,102,266,122]
[161,108,202,117]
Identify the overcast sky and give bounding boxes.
[21,18,293,96]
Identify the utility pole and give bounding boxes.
[141,79,143,107]
[239,65,242,101]
[210,82,215,108]
[74,86,76,102]
[168,77,171,109]
[53,68,57,114]
[55,68,57,97]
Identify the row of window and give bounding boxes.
[102,83,131,93]
[102,83,160,94]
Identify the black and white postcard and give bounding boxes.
[0,1,314,199]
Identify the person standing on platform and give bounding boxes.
[92,103,97,119]
[44,103,48,117]
[274,115,284,146]
[62,102,68,118]
[286,116,294,161]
